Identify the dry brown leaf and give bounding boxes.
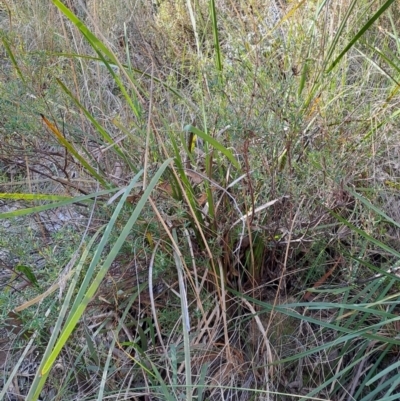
[185,170,203,184]
[157,181,174,195]
[197,192,208,206]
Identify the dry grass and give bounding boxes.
[1,0,400,400]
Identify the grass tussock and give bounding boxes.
[1,0,400,400]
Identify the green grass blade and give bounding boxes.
[0,193,72,201]
[42,51,189,103]
[96,284,148,400]
[64,170,144,322]
[233,290,400,349]
[209,0,223,73]
[369,46,400,75]
[346,187,400,230]
[184,125,240,169]
[0,188,118,219]
[26,229,104,401]
[356,47,400,85]
[197,363,209,401]
[0,333,38,399]
[50,0,116,64]
[41,114,110,186]
[301,346,377,401]
[55,79,137,171]
[172,228,192,401]
[329,208,400,259]
[1,37,26,83]
[169,133,204,227]
[40,158,172,377]
[327,0,397,72]
[365,360,400,386]
[50,0,142,119]
[358,106,400,146]
[323,0,358,69]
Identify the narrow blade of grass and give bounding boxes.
[56,78,137,172]
[0,193,72,201]
[327,0,397,72]
[24,228,104,401]
[346,187,400,230]
[1,37,26,83]
[27,159,172,401]
[51,0,142,119]
[209,0,222,74]
[41,114,109,187]
[0,188,118,219]
[183,125,240,169]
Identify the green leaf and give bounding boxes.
[51,0,142,119]
[15,265,39,288]
[0,193,71,201]
[183,125,240,169]
[40,158,173,377]
[346,187,400,230]
[40,114,109,187]
[0,188,119,219]
[1,37,25,83]
[55,79,137,172]
[329,208,400,259]
[209,0,223,74]
[326,0,397,73]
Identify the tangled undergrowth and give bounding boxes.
[1,0,400,400]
